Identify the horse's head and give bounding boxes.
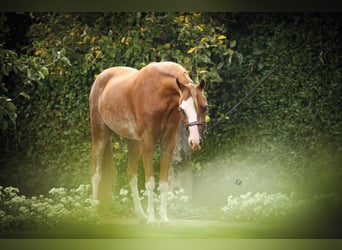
[177,78,208,151]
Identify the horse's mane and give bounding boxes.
[151,62,193,84]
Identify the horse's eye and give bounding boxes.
[179,107,185,114]
[202,105,208,112]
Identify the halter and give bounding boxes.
[184,121,206,129]
[184,120,208,138]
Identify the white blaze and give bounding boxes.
[180,97,201,149]
[159,181,169,223]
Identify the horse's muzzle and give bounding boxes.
[189,137,202,151]
[186,121,205,151]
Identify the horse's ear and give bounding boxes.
[198,79,206,90]
[176,78,186,91]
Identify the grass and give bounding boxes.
[1,217,341,239]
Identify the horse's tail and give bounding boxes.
[97,138,116,211]
[89,73,116,211]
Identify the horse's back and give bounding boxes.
[90,62,185,140]
[90,66,140,140]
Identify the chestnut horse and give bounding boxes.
[89,62,208,223]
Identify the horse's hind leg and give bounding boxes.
[91,122,114,210]
[127,139,147,220]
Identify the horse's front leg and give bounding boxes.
[159,133,178,223]
[140,140,156,224]
[127,139,147,220]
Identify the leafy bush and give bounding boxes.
[192,13,342,199]
[0,184,193,230]
[1,184,340,231]
[220,191,341,223]
[0,184,98,230]
[166,188,192,217]
[0,13,341,209]
[221,192,300,222]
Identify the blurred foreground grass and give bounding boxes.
[1,217,341,239]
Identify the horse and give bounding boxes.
[89,61,208,223]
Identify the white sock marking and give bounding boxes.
[159,181,169,223]
[129,176,147,219]
[145,176,156,223]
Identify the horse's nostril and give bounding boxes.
[190,140,193,146]
[199,138,203,146]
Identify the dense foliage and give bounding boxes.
[0,13,341,201]
[0,185,98,230]
[0,12,239,193]
[193,13,342,198]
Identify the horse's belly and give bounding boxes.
[104,113,140,141]
[97,68,140,140]
[112,119,140,140]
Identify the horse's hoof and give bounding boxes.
[138,218,148,224]
[146,217,157,224]
[159,220,171,227]
[138,217,157,224]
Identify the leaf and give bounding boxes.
[19,92,31,100]
[196,25,204,32]
[230,40,237,48]
[227,48,234,56]
[217,35,226,40]
[27,68,32,79]
[61,56,72,66]
[187,47,196,54]
[38,70,45,79]
[258,63,265,70]
[34,49,44,56]
[253,49,264,55]
[217,62,225,70]
[199,54,211,64]
[1,66,9,76]
[2,120,8,130]
[40,66,49,76]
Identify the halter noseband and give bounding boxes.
[184,121,206,129]
[184,121,208,138]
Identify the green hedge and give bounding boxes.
[0,13,341,197]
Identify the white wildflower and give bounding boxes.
[119,188,129,196]
[180,195,189,202]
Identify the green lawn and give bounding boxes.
[1,218,340,239]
